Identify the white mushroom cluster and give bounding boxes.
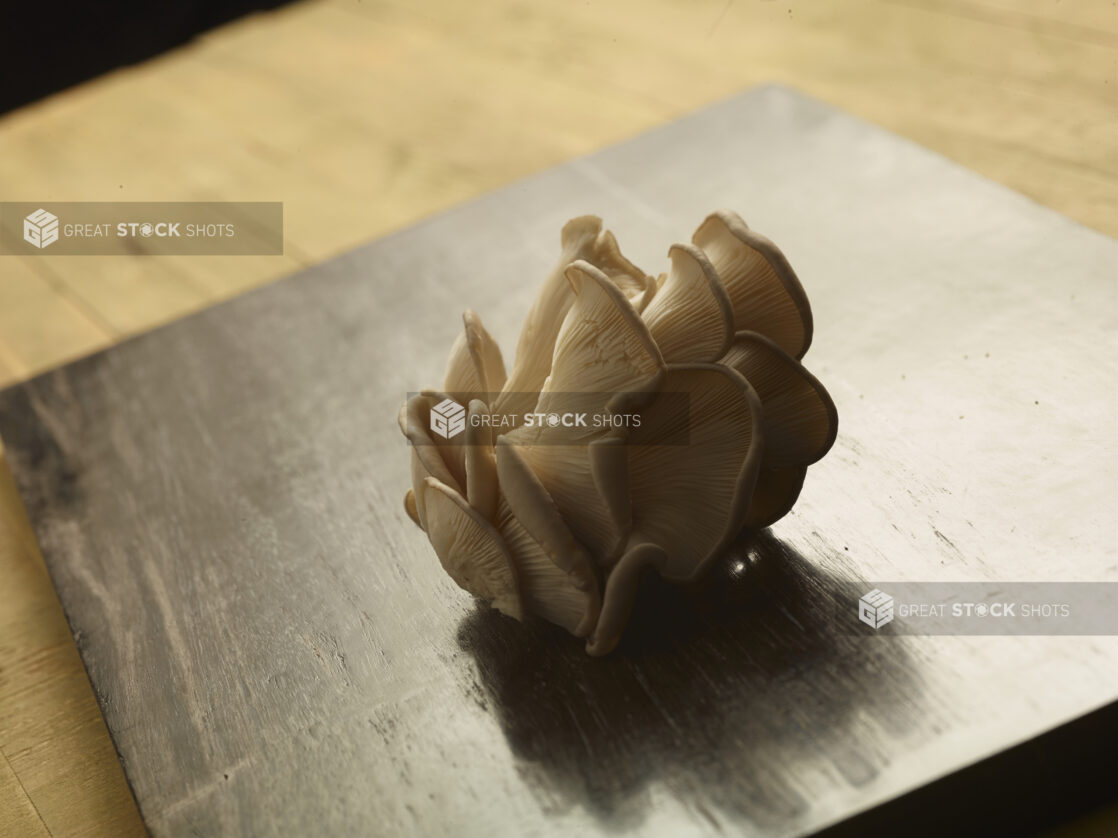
[399,211,837,655]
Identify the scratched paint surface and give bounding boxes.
[0,87,1115,836]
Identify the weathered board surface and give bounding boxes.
[0,86,1115,837]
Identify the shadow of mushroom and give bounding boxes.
[455,531,927,832]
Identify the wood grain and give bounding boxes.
[0,1,1116,834]
[0,446,147,838]
[1,86,1115,836]
[0,0,1115,386]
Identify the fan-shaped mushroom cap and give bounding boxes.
[641,243,733,363]
[444,309,507,399]
[587,542,668,656]
[495,495,600,636]
[399,394,465,529]
[627,273,659,313]
[423,477,523,620]
[494,216,651,419]
[505,260,665,559]
[543,259,664,414]
[744,465,807,529]
[625,363,764,581]
[404,488,421,528]
[494,439,601,603]
[464,399,499,523]
[721,331,837,467]
[692,210,813,359]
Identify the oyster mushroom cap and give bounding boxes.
[495,495,600,637]
[744,465,808,529]
[464,399,499,523]
[592,227,651,297]
[587,541,668,656]
[416,390,469,485]
[444,308,507,399]
[422,477,523,620]
[538,258,665,417]
[494,216,652,419]
[624,363,764,581]
[399,394,464,529]
[494,438,601,600]
[641,243,734,363]
[692,209,813,359]
[721,330,838,467]
[505,259,665,559]
[404,488,421,529]
[628,272,659,313]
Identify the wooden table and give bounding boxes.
[3,83,1117,836]
[0,2,1116,835]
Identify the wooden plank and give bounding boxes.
[0,749,49,838]
[0,453,146,838]
[0,0,1114,381]
[894,0,1118,41]
[0,346,26,391]
[1,86,1115,837]
[0,258,112,381]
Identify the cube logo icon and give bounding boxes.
[859,588,894,629]
[24,208,60,249]
[430,398,466,440]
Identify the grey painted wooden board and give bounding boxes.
[1,85,1116,837]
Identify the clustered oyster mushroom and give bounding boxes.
[399,211,837,655]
